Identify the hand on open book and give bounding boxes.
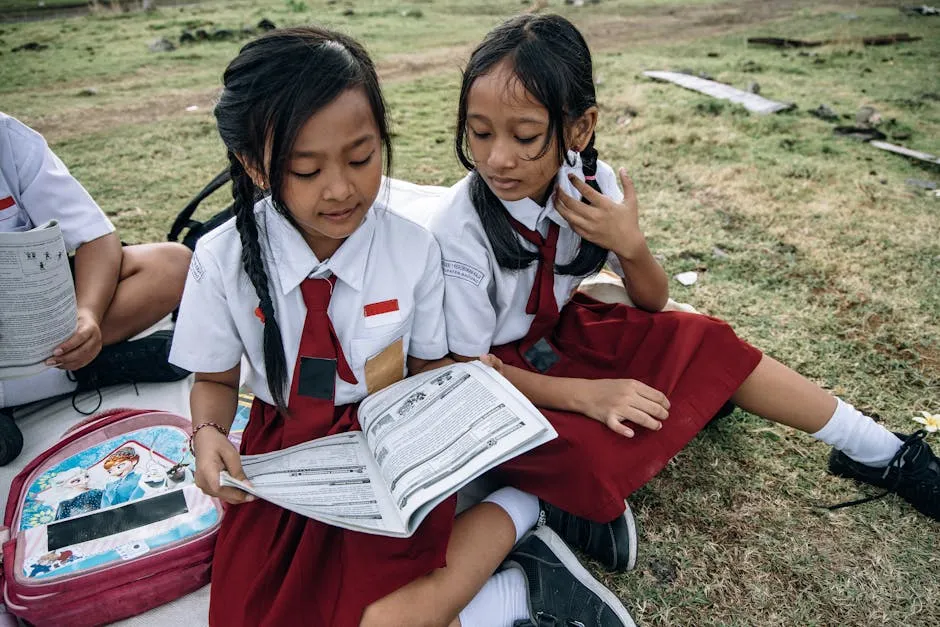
[193,427,255,505]
[479,353,504,375]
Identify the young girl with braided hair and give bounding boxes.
[170,26,636,627]
[430,13,939,573]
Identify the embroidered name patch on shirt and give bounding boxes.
[189,252,205,283]
[443,260,485,286]
[363,299,401,328]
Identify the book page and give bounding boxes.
[358,362,556,531]
[0,221,76,378]
[219,431,407,535]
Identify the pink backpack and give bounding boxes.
[1,408,223,626]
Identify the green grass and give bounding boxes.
[2,1,938,624]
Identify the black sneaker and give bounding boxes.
[507,525,637,627]
[0,409,23,466]
[69,330,190,414]
[539,499,637,572]
[827,431,939,521]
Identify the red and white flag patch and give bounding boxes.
[363,299,401,328]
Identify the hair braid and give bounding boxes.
[228,153,289,411]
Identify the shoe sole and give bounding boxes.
[532,526,638,627]
[622,500,638,572]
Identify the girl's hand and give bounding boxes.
[47,308,102,371]
[575,378,670,437]
[192,427,254,505]
[554,167,647,261]
[479,353,505,375]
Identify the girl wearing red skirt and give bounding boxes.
[170,26,636,627]
[430,14,939,572]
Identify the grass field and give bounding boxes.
[1,0,938,624]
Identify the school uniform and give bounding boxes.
[0,112,114,248]
[0,113,113,406]
[170,198,454,627]
[430,154,762,523]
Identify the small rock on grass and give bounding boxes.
[810,104,839,121]
[12,42,48,52]
[209,28,235,41]
[76,87,98,97]
[675,271,698,286]
[856,105,880,126]
[148,37,176,53]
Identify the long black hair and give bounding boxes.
[456,13,607,277]
[214,26,392,411]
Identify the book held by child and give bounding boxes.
[221,361,556,537]
[0,220,77,379]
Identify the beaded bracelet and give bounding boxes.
[190,422,229,455]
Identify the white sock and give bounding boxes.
[0,368,77,408]
[482,487,540,544]
[458,569,528,627]
[812,398,902,467]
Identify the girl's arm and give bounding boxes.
[451,353,669,437]
[48,232,123,370]
[555,168,669,312]
[190,364,254,504]
[407,355,454,376]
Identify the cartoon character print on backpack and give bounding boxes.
[19,425,204,581]
[23,427,194,530]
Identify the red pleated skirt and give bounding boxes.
[209,399,456,627]
[491,293,763,522]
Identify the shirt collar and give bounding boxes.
[263,198,377,295]
[499,151,583,233]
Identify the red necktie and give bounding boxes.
[282,275,358,446]
[506,215,561,346]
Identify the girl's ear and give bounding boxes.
[235,153,268,190]
[567,106,599,152]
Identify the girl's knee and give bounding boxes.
[165,242,192,283]
[145,243,191,289]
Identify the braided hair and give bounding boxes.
[214,27,392,410]
[456,14,608,277]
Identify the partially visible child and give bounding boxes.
[430,14,939,572]
[171,26,635,627]
[0,112,191,408]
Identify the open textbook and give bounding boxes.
[0,221,77,379]
[220,361,557,537]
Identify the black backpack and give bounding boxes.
[167,168,234,250]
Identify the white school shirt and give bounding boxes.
[429,154,624,357]
[0,112,114,251]
[169,197,448,407]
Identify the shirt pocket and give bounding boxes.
[0,198,29,232]
[350,316,413,395]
